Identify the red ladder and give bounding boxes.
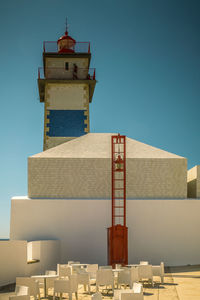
[107,134,128,266]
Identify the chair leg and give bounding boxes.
[69,292,72,300]
[75,292,78,300]
[88,284,91,294]
[161,276,164,284]
[84,284,86,291]
[53,292,55,300]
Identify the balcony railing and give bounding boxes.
[43,42,90,53]
[38,67,96,80]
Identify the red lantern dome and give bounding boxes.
[57,31,76,53]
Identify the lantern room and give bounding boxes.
[57,31,76,53]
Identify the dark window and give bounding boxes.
[65,62,69,70]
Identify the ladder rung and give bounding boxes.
[114,179,124,181]
[114,197,124,199]
[114,215,124,217]
[114,188,124,190]
[114,206,124,208]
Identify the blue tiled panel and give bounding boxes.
[47,110,87,137]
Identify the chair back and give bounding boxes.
[138,265,152,280]
[139,261,148,265]
[92,292,102,300]
[96,269,113,286]
[99,266,112,269]
[54,279,70,293]
[16,278,40,297]
[57,264,71,277]
[45,270,57,275]
[15,286,29,296]
[115,264,122,269]
[86,264,98,273]
[118,269,131,286]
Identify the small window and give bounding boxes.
[65,62,69,70]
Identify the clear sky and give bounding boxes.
[0,0,199,238]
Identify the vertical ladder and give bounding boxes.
[111,134,126,227]
[108,134,128,266]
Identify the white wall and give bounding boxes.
[0,239,60,287]
[0,240,27,286]
[10,197,200,266]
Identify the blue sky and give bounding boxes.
[0,0,199,238]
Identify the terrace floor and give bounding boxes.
[0,265,200,300]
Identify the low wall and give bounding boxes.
[0,239,60,287]
[10,197,200,266]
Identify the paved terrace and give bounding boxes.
[0,266,200,300]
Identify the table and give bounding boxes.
[31,274,58,298]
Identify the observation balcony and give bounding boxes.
[43,41,90,53]
[38,67,96,80]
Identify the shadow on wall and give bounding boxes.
[0,240,60,287]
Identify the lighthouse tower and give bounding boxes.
[38,27,96,150]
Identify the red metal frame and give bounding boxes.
[108,134,128,266]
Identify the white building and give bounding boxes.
[1,27,200,286]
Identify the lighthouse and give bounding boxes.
[38,27,96,150]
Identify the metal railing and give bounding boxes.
[43,41,90,53]
[38,67,96,80]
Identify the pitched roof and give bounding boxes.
[31,133,185,159]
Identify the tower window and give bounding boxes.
[65,62,69,70]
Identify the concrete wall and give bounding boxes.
[10,197,200,266]
[28,157,187,199]
[0,240,27,286]
[187,165,200,198]
[0,240,60,287]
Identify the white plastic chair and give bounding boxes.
[57,264,72,277]
[152,262,164,283]
[53,274,78,300]
[92,292,102,300]
[16,278,40,300]
[119,282,143,300]
[77,270,90,293]
[138,265,153,286]
[118,269,132,288]
[86,264,98,280]
[96,269,114,292]
[9,286,30,300]
[43,270,58,295]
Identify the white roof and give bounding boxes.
[31,133,185,159]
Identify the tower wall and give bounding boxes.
[46,57,89,70]
[44,83,89,150]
